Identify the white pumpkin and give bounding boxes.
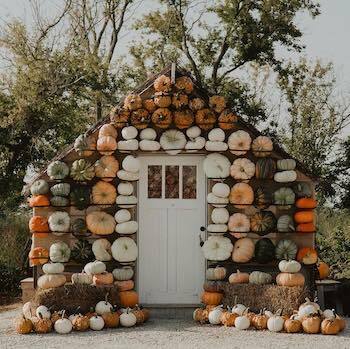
[160,129,186,155]
[211,208,229,224]
[185,137,206,151]
[120,310,137,327]
[212,183,230,198]
[278,260,301,273]
[115,221,138,234]
[89,315,105,330]
[205,141,228,152]
[140,128,157,140]
[230,158,255,180]
[203,154,230,178]
[42,262,64,274]
[208,307,223,325]
[117,182,134,196]
[71,272,93,285]
[139,140,161,151]
[49,241,71,263]
[228,130,252,155]
[264,310,274,318]
[92,239,112,261]
[48,211,70,232]
[299,298,320,312]
[95,300,113,315]
[186,126,201,139]
[118,139,139,151]
[323,309,335,319]
[116,195,137,208]
[22,302,33,319]
[235,315,250,330]
[114,209,131,223]
[112,266,134,281]
[208,128,225,142]
[298,305,318,318]
[267,313,284,332]
[207,193,229,207]
[36,305,51,319]
[274,170,297,183]
[117,170,139,181]
[111,237,138,262]
[122,126,138,140]
[54,315,72,334]
[277,159,296,170]
[37,273,66,289]
[122,155,140,173]
[249,271,272,285]
[84,261,106,275]
[207,224,228,233]
[201,236,233,261]
[232,304,246,316]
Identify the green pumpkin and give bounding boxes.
[30,179,49,195]
[275,239,298,260]
[71,240,94,263]
[277,215,295,232]
[293,182,313,198]
[71,218,88,236]
[250,211,276,235]
[50,196,69,207]
[70,186,91,210]
[277,159,296,171]
[70,159,95,181]
[74,134,96,157]
[254,187,272,209]
[255,158,276,179]
[255,238,275,263]
[47,161,69,180]
[274,187,295,209]
[51,183,70,197]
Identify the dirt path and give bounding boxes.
[1,307,349,349]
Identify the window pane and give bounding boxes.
[165,165,179,198]
[148,165,162,198]
[183,166,197,199]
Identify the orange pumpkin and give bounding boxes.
[296,223,316,233]
[152,108,172,129]
[195,108,216,130]
[317,261,330,279]
[32,232,49,239]
[200,291,223,306]
[110,107,129,128]
[173,109,194,129]
[297,247,318,265]
[92,181,117,205]
[276,272,305,287]
[143,99,157,113]
[86,211,116,235]
[29,216,49,232]
[93,272,114,285]
[175,76,193,94]
[294,211,315,224]
[131,308,145,325]
[114,280,134,291]
[218,109,238,130]
[95,155,119,181]
[130,108,151,129]
[102,312,119,328]
[29,247,49,266]
[97,136,117,155]
[141,308,150,322]
[172,93,188,109]
[119,291,139,308]
[28,195,50,207]
[296,198,317,209]
[98,123,118,138]
[154,93,172,108]
[154,75,171,92]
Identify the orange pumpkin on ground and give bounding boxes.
[28,195,50,207]
[102,312,119,328]
[29,216,49,232]
[276,272,305,287]
[200,291,223,306]
[296,198,317,209]
[294,211,315,224]
[317,261,330,279]
[114,280,134,291]
[29,247,49,266]
[297,247,318,265]
[296,223,316,233]
[119,291,139,308]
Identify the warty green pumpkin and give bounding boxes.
[275,239,298,260]
[255,158,276,179]
[70,159,95,181]
[70,186,91,210]
[47,161,69,180]
[50,183,70,197]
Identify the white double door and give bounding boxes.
[138,155,205,305]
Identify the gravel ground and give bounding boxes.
[1,307,349,349]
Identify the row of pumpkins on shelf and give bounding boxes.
[193,298,346,335]
[15,298,149,335]
[202,235,318,265]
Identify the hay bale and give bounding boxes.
[33,284,119,314]
[221,283,309,315]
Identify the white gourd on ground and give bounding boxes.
[89,315,105,330]
[36,305,51,319]
[208,307,223,325]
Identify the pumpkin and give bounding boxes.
[202,236,233,261]
[115,221,138,234]
[97,136,117,155]
[284,315,302,333]
[119,310,137,327]
[321,318,340,335]
[117,170,139,181]
[69,239,92,264]
[297,247,318,265]
[99,123,117,138]
[175,76,193,93]
[160,129,186,154]
[209,95,226,113]
[173,109,194,129]
[72,315,90,331]
[275,239,298,260]
[193,307,207,323]
[140,140,161,151]
[48,211,70,233]
[203,154,230,178]
[50,241,71,262]
[293,182,313,198]
[206,266,227,281]
[29,247,49,266]
[207,128,224,142]
[32,315,52,333]
[119,291,139,308]
[51,183,70,197]
[255,158,276,179]
[143,99,157,113]
[317,261,330,279]
[249,271,272,284]
[250,211,276,235]
[252,136,273,157]
[221,310,238,327]
[203,281,222,293]
[207,193,228,207]
[185,136,206,152]
[254,238,275,263]
[131,307,145,325]
[115,209,132,223]
[205,140,228,152]
[254,187,272,209]
[294,211,315,224]
[228,213,250,233]
[71,218,88,236]
[186,126,201,139]
[116,195,137,208]
[201,292,223,306]
[299,297,320,315]
[152,108,173,129]
[74,134,97,157]
[111,237,138,262]
[230,158,255,180]
[274,170,297,183]
[37,274,66,289]
[296,223,316,233]
[70,159,95,181]
[114,280,135,291]
[121,126,138,140]
[208,306,224,325]
[211,208,229,224]
[93,272,114,286]
[14,315,33,334]
[131,108,151,129]
[154,74,171,92]
[28,195,49,207]
[102,311,120,328]
[277,159,296,170]
[42,262,64,274]
[195,108,216,130]
[229,183,254,208]
[92,239,112,261]
[228,130,251,155]
[218,109,238,130]
[122,155,140,173]
[207,224,227,233]
[171,93,188,109]
[50,196,69,207]
[189,97,205,111]
[212,183,230,198]
[112,266,134,281]
[229,270,249,284]
[89,315,105,330]
[335,314,346,332]
[29,216,49,232]
[296,197,317,209]
[267,311,285,332]
[276,272,305,287]
[85,261,106,275]
[95,155,119,181]
[71,272,93,285]
[86,211,115,235]
[274,187,295,208]
[139,128,156,141]
[70,186,90,210]
[118,139,139,151]
[92,181,117,205]
[110,108,129,128]
[30,179,49,195]
[124,94,143,110]
[277,215,295,232]
[252,311,268,330]
[235,312,251,330]
[302,314,321,334]
[232,238,255,263]
[47,161,69,180]
[278,259,301,273]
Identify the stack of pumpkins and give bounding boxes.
[15,299,150,335]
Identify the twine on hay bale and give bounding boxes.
[221,283,310,315]
[33,284,119,314]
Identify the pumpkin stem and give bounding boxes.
[234,295,238,306]
[62,310,66,319]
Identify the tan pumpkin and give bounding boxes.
[302,314,321,334]
[195,108,216,130]
[124,94,142,110]
[284,315,302,333]
[229,183,254,208]
[276,272,305,287]
[102,312,120,328]
[95,155,119,181]
[154,93,172,108]
[86,211,116,235]
[92,181,117,205]
[154,75,171,92]
[193,308,208,324]
[119,291,139,308]
[230,158,255,180]
[252,311,268,330]
[209,95,226,113]
[130,108,150,129]
[172,93,188,109]
[228,270,250,284]
[97,136,117,155]
[174,109,194,129]
[32,316,52,334]
[189,97,205,111]
[72,315,90,331]
[14,316,33,334]
[321,318,340,335]
[110,107,129,128]
[218,109,238,130]
[252,136,273,157]
[93,272,114,285]
[335,314,346,331]
[131,307,145,325]
[99,123,117,138]
[152,108,173,129]
[232,238,255,263]
[114,280,135,291]
[206,266,227,281]
[141,308,150,322]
